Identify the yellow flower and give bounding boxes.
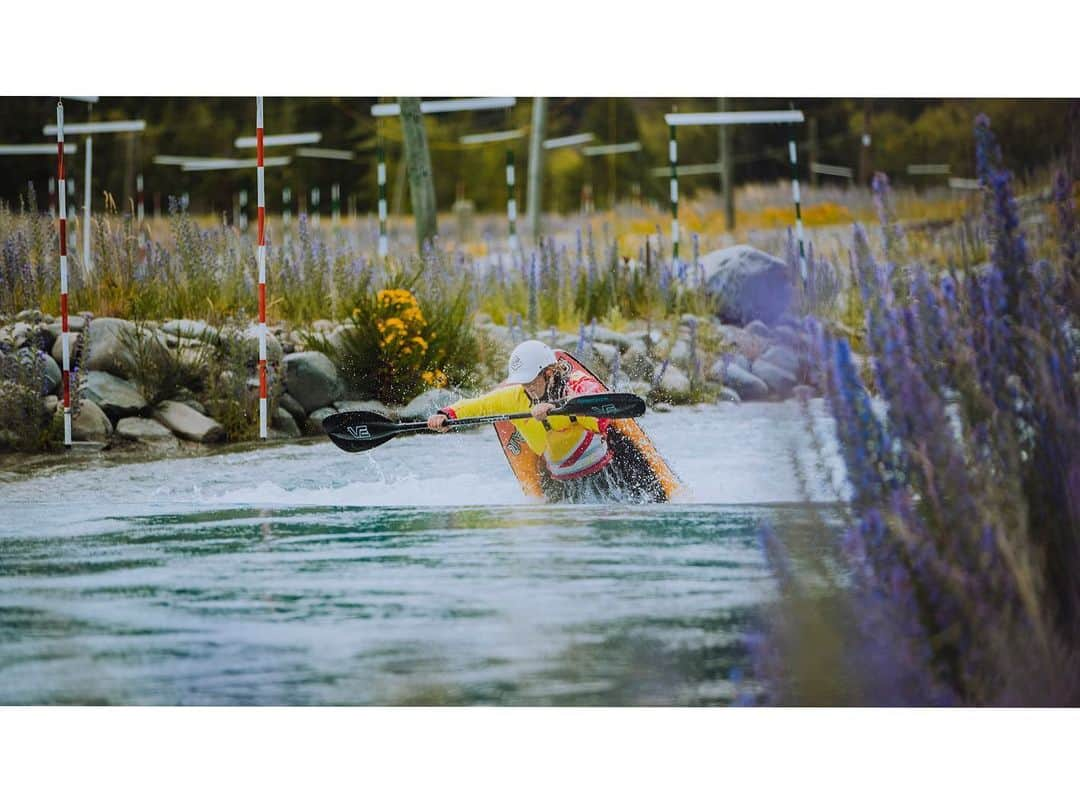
[380,317,406,333]
[421,369,448,388]
[411,335,429,352]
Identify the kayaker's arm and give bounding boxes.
[427,386,525,432]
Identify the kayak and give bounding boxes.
[492,350,682,502]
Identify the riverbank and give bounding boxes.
[1,241,843,458]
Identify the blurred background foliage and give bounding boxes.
[0,98,1072,219]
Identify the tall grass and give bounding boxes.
[754,116,1080,706]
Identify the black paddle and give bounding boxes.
[322,392,646,454]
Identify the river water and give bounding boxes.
[0,401,844,705]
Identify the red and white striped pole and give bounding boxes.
[56,101,72,447]
[256,96,268,439]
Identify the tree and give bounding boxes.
[398,97,438,251]
[526,97,548,243]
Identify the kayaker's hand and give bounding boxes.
[427,413,450,432]
[531,402,556,420]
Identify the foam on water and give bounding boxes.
[0,401,844,535]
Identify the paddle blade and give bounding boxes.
[322,410,400,453]
[554,393,646,420]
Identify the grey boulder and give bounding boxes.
[154,400,225,443]
[398,388,459,421]
[72,399,112,441]
[162,319,220,345]
[272,407,301,438]
[278,392,308,425]
[759,344,801,377]
[283,351,343,413]
[751,359,798,398]
[306,406,338,436]
[652,363,691,401]
[711,360,769,401]
[116,417,177,443]
[84,370,147,421]
[704,245,793,326]
[621,341,656,382]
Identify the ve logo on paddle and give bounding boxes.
[347,425,372,439]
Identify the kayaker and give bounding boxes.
[427,340,668,503]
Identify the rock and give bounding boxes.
[16,309,45,323]
[751,359,798,399]
[84,370,147,421]
[160,319,220,345]
[759,344,800,376]
[85,318,144,377]
[609,371,632,392]
[327,324,362,355]
[311,319,336,333]
[668,339,693,365]
[589,326,634,351]
[703,245,793,326]
[772,324,804,347]
[587,341,620,366]
[628,380,652,398]
[480,323,516,348]
[43,395,59,414]
[278,392,307,425]
[72,399,112,441]
[306,406,338,436]
[334,400,392,418]
[179,399,207,415]
[652,401,674,413]
[12,347,61,395]
[731,353,751,372]
[283,351,343,413]
[116,416,177,443]
[153,400,225,443]
[52,317,169,379]
[717,324,767,361]
[398,388,460,420]
[793,384,818,401]
[745,320,774,339]
[23,323,56,353]
[621,341,656,382]
[652,363,691,401]
[719,386,742,404]
[711,361,770,401]
[272,407,301,438]
[225,324,284,366]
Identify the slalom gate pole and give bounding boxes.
[136,173,144,222]
[669,122,679,260]
[56,102,71,446]
[377,139,388,257]
[787,128,807,282]
[83,131,92,271]
[256,96,268,439]
[506,147,518,251]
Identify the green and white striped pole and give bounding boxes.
[506,148,518,252]
[787,130,807,282]
[668,122,679,260]
[376,141,388,257]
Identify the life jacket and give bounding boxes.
[439,353,614,480]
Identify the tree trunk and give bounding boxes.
[398,97,438,252]
[526,97,548,243]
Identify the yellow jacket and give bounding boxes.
[441,376,614,479]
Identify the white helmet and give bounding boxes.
[506,340,557,384]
